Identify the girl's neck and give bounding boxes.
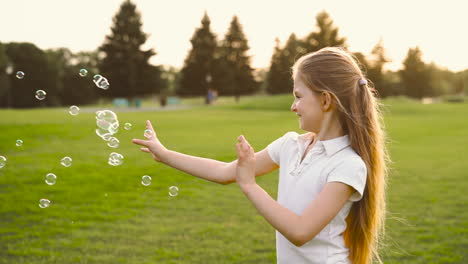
[315,110,345,141]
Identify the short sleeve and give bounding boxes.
[267,132,294,165]
[326,157,367,202]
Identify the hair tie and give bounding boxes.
[358,79,368,86]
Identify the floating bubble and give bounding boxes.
[79,69,88,77]
[39,198,50,208]
[104,193,108,197]
[93,74,110,90]
[108,122,119,134]
[96,128,112,141]
[16,71,25,79]
[124,123,132,130]
[35,90,47,100]
[16,139,23,147]
[141,175,152,186]
[108,152,124,166]
[69,105,80,116]
[169,186,179,197]
[107,137,119,148]
[144,129,153,139]
[60,156,72,167]
[0,156,6,169]
[45,173,57,185]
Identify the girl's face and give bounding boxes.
[290,77,324,133]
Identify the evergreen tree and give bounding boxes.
[367,39,391,98]
[266,34,302,94]
[99,0,161,99]
[5,42,58,108]
[400,46,432,98]
[0,42,11,107]
[302,11,347,54]
[215,16,257,101]
[177,12,217,96]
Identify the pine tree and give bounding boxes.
[215,16,257,101]
[266,34,302,94]
[177,12,217,97]
[99,0,161,99]
[367,39,391,98]
[400,46,432,99]
[0,42,11,107]
[302,11,347,54]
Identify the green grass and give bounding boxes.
[0,95,466,263]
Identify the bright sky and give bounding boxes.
[1,0,467,71]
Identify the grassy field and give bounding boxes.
[0,95,466,263]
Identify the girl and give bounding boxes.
[132,47,389,264]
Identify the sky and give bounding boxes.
[1,0,467,72]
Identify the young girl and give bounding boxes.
[132,47,389,264]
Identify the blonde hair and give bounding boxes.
[292,47,389,264]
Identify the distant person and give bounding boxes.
[133,47,389,264]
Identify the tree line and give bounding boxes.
[0,0,466,108]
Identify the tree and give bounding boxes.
[0,42,11,107]
[400,47,432,99]
[367,39,391,98]
[177,12,217,97]
[215,16,258,101]
[99,0,161,99]
[5,42,59,108]
[302,11,347,54]
[266,34,302,94]
[46,48,100,106]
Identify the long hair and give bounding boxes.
[292,47,390,264]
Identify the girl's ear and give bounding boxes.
[321,92,332,112]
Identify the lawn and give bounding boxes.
[0,95,466,263]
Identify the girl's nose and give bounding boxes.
[291,102,296,112]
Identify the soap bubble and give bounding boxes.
[124,123,132,130]
[79,69,88,77]
[107,137,119,148]
[16,71,25,79]
[69,105,80,116]
[95,110,119,142]
[0,156,6,169]
[39,198,51,208]
[45,173,57,185]
[93,74,110,90]
[60,156,72,167]
[141,175,152,186]
[169,186,179,197]
[35,90,47,100]
[108,152,124,166]
[16,139,23,147]
[144,129,153,139]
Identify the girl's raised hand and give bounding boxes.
[235,135,256,187]
[132,120,168,162]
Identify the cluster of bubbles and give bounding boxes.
[3,69,183,209]
[93,74,110,90]
[108,152,124,166]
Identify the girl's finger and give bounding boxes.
[132,138,148,146]
[146,120,155,133]
[141,147,150,153]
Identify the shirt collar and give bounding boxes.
[295,132,350,156]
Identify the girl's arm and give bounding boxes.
[236,135,354,247]
[241,182,353,246]
[132,120,278,185]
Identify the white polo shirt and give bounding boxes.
[267,131,367,264]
